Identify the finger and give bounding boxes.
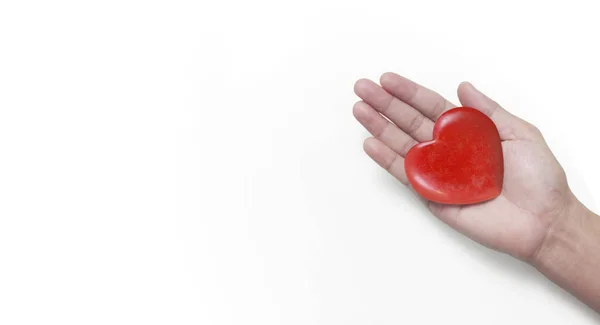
[380,72,456,121]
[363,137,408,185]
[457,82,541,141]
[354,79,434,142]
[353,101,419,156]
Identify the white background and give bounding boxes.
[1,0,599,324]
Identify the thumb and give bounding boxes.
[457,82,539,141]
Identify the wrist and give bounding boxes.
[532,194,587,268]
[531,193,600,311]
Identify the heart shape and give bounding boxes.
[405,107,504,205]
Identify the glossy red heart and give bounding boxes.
[405,107,503,205]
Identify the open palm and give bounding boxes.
[353,73,574,261]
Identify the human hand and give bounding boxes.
[353,73,576,261]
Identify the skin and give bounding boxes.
[353,72,600,311]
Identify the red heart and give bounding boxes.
[405,107,504,205]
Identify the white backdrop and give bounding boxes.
[1,0,599,324]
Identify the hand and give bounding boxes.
[353,73,576,261]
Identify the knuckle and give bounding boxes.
[524,122,542,137]
[407,113,425,135]
[385,154,399,172]
[401,139,418,156]
[406,84,420,103]
[376,121,391,138]
[431,97,447,119]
